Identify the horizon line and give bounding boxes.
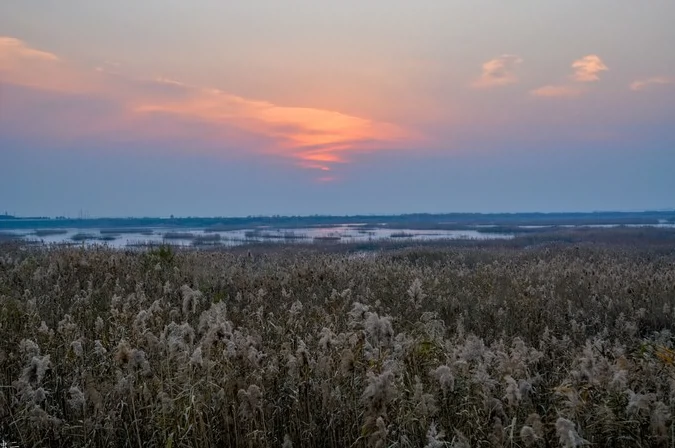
[2,209,674,221]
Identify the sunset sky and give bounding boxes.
[1,1,674,217]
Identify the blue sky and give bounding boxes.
[1,1,674,216]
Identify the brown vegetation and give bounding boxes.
[1,242,675,446]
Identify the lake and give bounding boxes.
[3,224,514,248]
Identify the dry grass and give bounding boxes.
[1,242,674,447]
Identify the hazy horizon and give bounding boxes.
[2,1,674,217]
[3,209,675,221]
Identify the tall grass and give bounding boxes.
[1,243,674,446]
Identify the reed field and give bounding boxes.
[1,240,675,447]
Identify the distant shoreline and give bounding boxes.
[1,210,674,232]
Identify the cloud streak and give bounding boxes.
[0,37,58,61]
[471,54,523,88]
[0,36,417,173]
[530,85,584,98]
[133,89,414,170]
[630,76,674,91]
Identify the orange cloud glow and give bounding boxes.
[0,36,417,172]
[133,89,415,170]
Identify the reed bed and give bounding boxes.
[1,243,674,447]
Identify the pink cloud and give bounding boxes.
[471,54,523,88]
[570,55,608,83]
[0,36,419,172]
[132,88,416,169]
[630,76,674,91]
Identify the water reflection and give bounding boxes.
[6,225,513,248]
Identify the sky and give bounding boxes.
[1,1,674,217]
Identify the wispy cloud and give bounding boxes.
[570,55,608,82]
[630,76,674,91]
[530,85,584,98]
[154,77,187,87]
[0,37,59,61]
[0,36,106,94]
[94,60,121,74]
[0,36,418,173]
[134,89,414,171]
[316,176,337,183]
[471,54,523,88]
